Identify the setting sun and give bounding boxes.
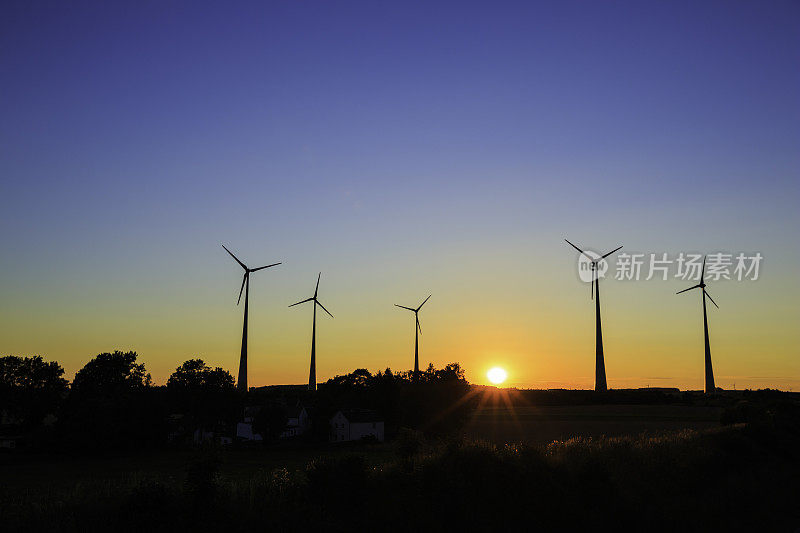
[487,367,507,385]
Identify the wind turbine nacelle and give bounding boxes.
[577,251,609,283]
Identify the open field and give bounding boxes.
[3,403,722,491]
[3,421,799,532]
[462,404,723,445]
[0,443,394,492]
[2,393,799,531]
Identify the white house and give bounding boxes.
[236,405,264,441]
[279,406,310,439]
[330,409,384,443]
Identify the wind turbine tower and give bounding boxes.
[289,273,334,391]
[222,245,281,392]
[395,294,431,380]
[676,256,719,394]
[564,239,623,392]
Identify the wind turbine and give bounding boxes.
[289,273,333,391]
[676,256,719,395]
[395,294,431,380]
[222,245,281,392]
[564,239,623,392]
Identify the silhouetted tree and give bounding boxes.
[434,362,466,381]
[398,362,471,433]
[316,362,472,435]
[167,359,234,390]
[70,350,151,399]
[167,359,238,435]
[59,351,163,449]
[328,368,372,387]
[0,355,68,428]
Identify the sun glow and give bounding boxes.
[487,367,507,385]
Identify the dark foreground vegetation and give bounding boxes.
[3,353,800,531]
[2,398,799,532]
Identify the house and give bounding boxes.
[236,421,263,441]
[330,409,384,443]
[236,406,264,441]
[237,404,310,441]
[279,406,310,439]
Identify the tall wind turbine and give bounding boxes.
[222,245,281,393]
[676,256,719,395]
[564,239,623,392]
[289,273,333,391]
[395,294,431,380]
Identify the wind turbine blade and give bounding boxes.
[416,316,422,335]
[565,239,595,261]
[289,297,314,308]
[701,256,706,281]
[395,304,415,312]
[316,300,334,318]
[591,277,594,299]
[222,245,247,270]
[565,238,586,255]
[601,245,623,259]
[237,272,248,305]
[314,272,321,298]
[250,262,281,272]
[676,284,702,295]
[416,294,432,311]
[704,290,719,309]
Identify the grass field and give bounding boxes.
[2,395,798,531]
[462,404,723,445]
[3,403,722,493]
[1,443,395,491]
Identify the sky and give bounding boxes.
[1,0,799,390]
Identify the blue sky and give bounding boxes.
[1,1,798,388]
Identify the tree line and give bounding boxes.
[0,352,472,450]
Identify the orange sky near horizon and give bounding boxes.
[3,248,797,392]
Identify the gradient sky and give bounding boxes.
[1,1,799,390]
